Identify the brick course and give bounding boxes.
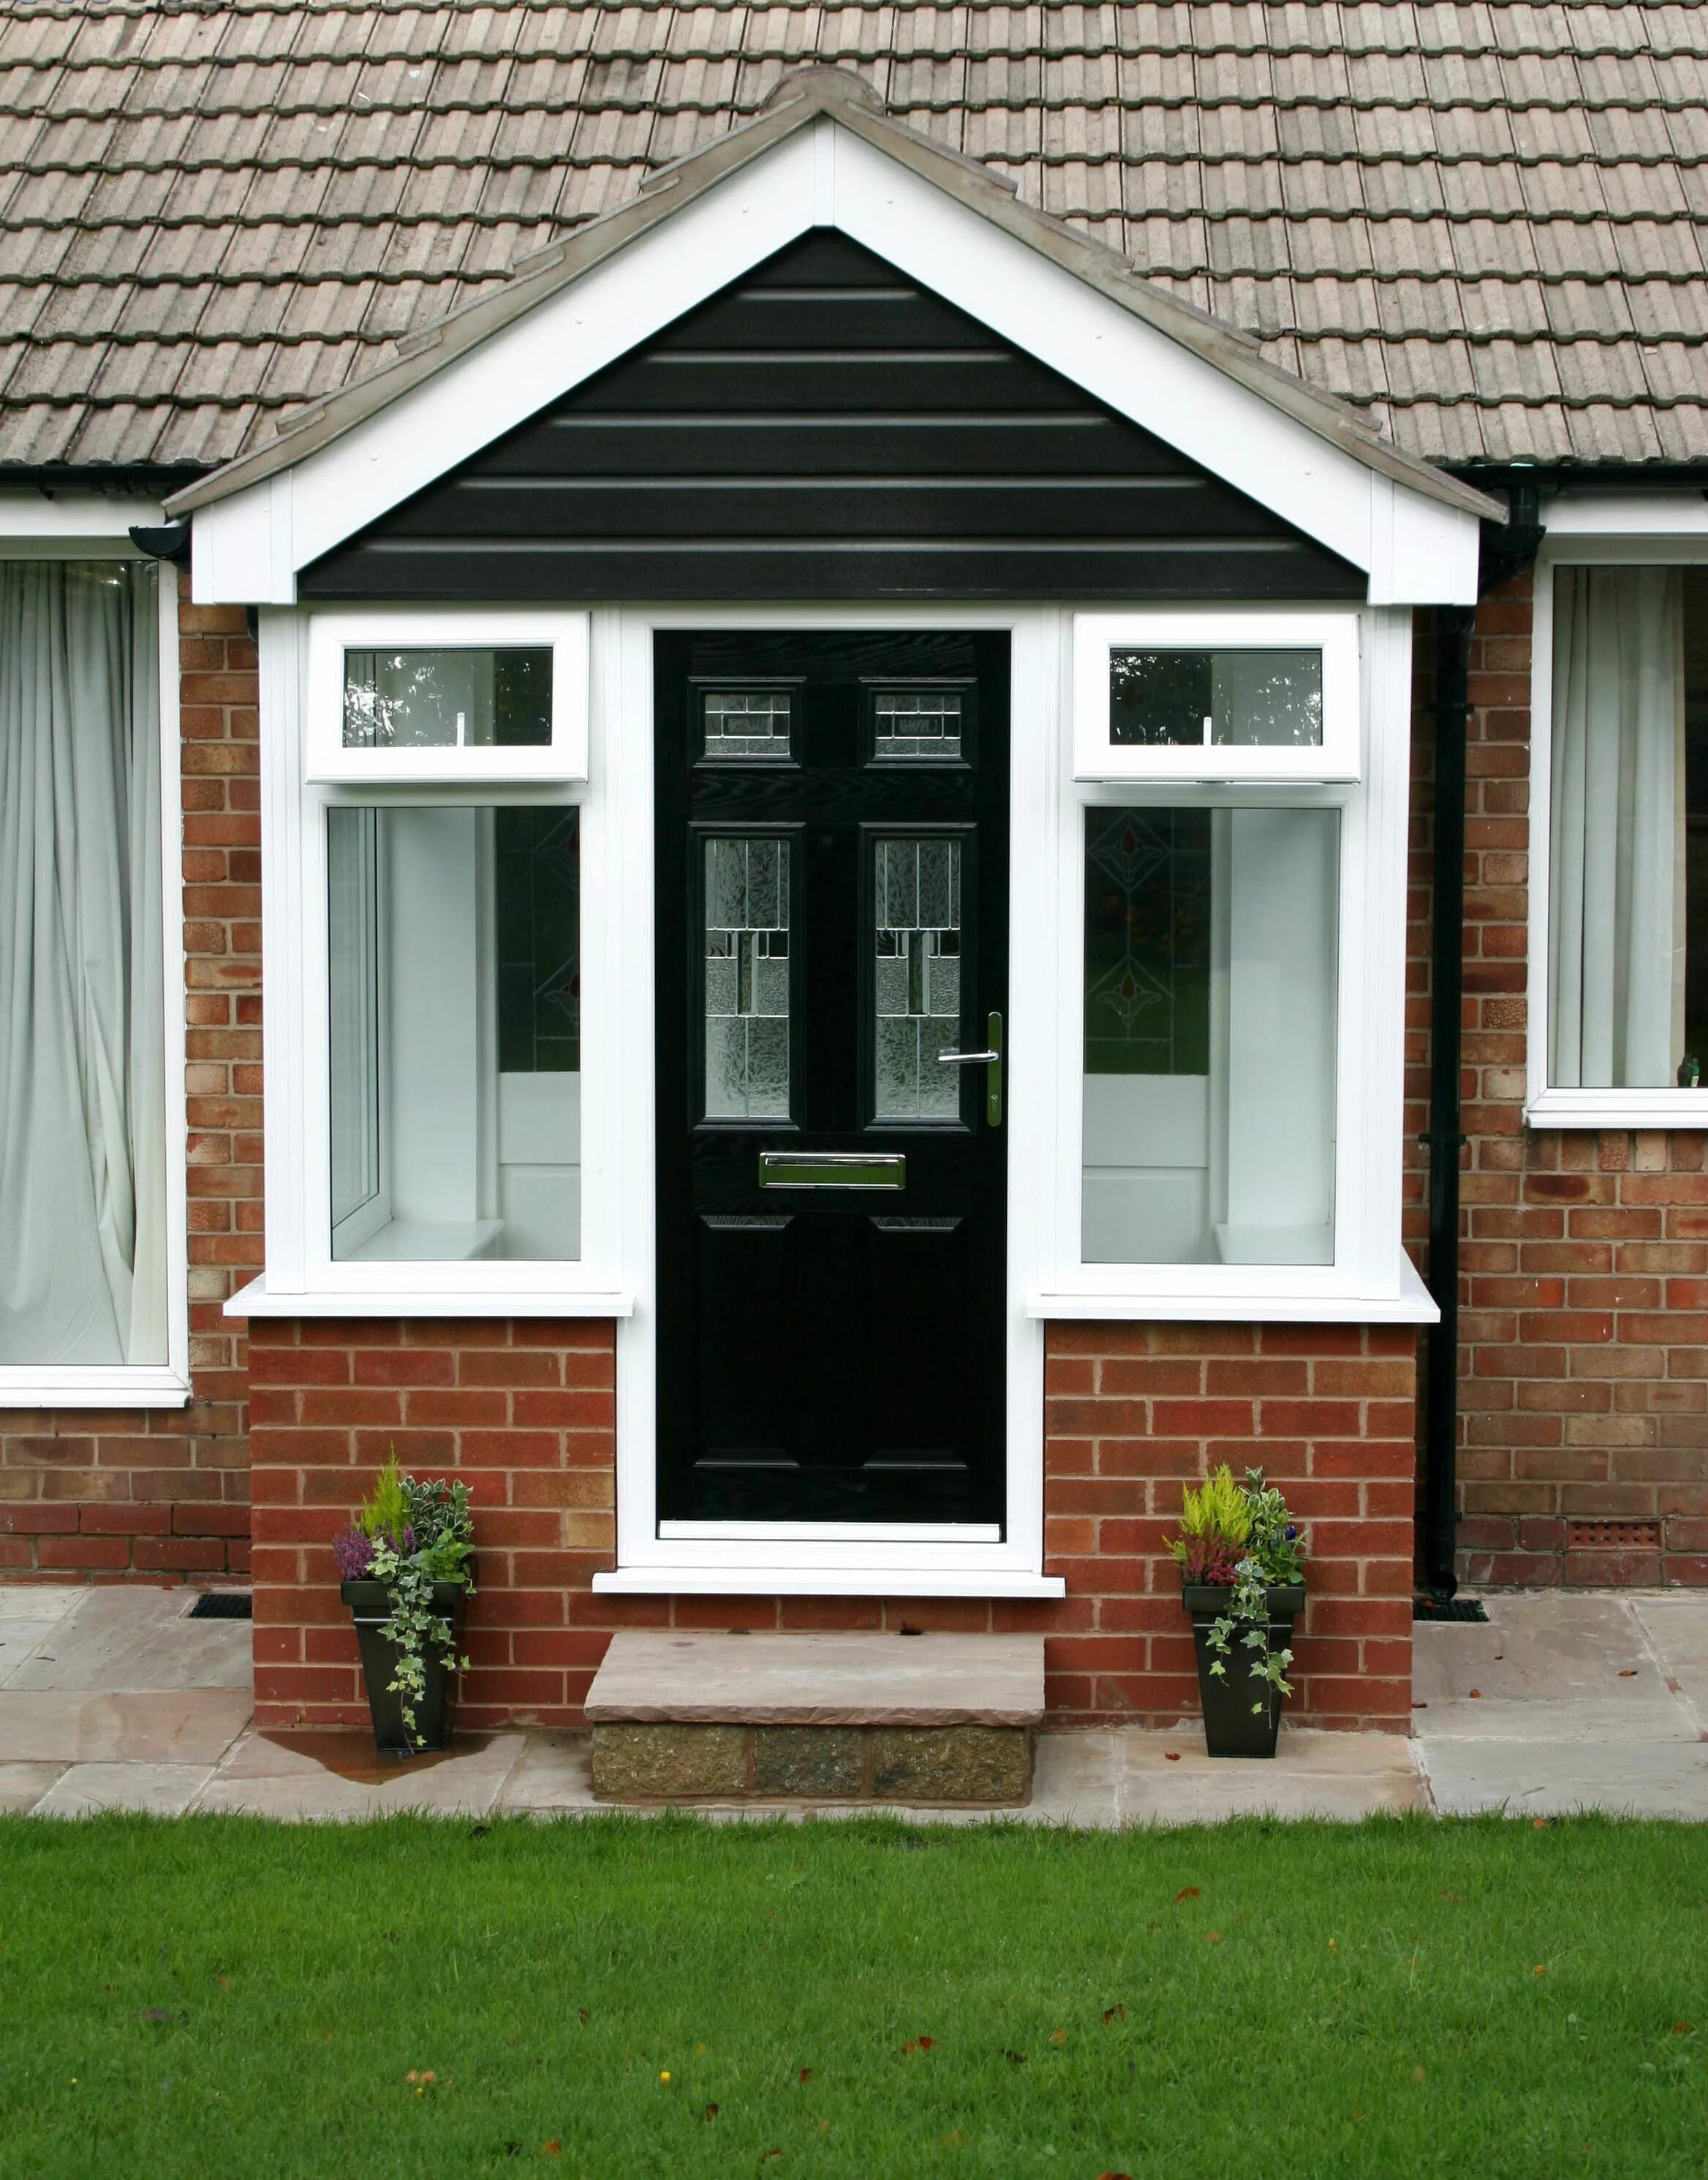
[0,591,257,1580]
[1409,586,1708,1588]
[249,1315,1414,1734]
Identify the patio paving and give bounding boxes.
[0,1582,1704,1822]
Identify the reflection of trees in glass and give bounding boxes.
[341,648,552,748]
[496,809,580,1071]
[1109,650,1321,747]
[1083,808,1211,1076]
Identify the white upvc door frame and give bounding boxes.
[0,542,191,1410]
[595,603,1062,1599]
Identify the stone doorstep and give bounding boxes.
[589,1722,1034,1807]
[584,1632,1046,1806]
[583,1631,1046,1728]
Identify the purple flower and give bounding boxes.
[332,1523,376,1580]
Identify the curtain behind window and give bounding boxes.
[0,561,166,1366]
[1549,567,1687,1089]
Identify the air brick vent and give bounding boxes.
[1566,1520,1660,1553]
[187,1591,252,1620]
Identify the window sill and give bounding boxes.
[224,1275,633,1320]
[1026,1257,1438,1325]
[0,1366,191,1411]
[1527,1089,1708,1131]
[593,1563,1066,1600]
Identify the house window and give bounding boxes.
[305,609,587,782]
[1546,565,1708,1094]
[1048,604,1417,1309]
[1082,804,1339,1266]
[0,560,172,1371]
[325,803,581,1263]
[258,604,615,1307]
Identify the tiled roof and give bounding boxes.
[3,1,1706,474]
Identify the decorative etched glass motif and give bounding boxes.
[874,689,963,758]
[1109,650,1322,748]
[874,838,962,1121]
[703,690,792,759]
[704,838,790,1119]
[342,648,551,748]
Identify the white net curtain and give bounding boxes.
[1549,566,1688,1091]
[0,559,167,1366]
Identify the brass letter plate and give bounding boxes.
[757,1152,905,1190]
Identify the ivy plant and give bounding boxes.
[1168,1465,1307,1717]
[333,1460,475,1748]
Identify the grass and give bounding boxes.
[1,1812,1705,2178]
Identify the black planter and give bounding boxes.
[1182,1581,1306,1758]
[341,1578,467,1755]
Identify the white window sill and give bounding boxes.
[223,1274,633,1319]
[1026,1256,1438,1325]
[0,1366,191,1411]
[1527,1089,1708,1131]
[593,1564,1066,1600]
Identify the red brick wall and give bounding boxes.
[1409,586,1708,1589]
[249,1315,1414,1734]
[0,588,258,1581]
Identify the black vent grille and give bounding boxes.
[187,1592,252,1621]
[1413,1595,1490,1623]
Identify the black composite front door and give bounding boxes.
[656,632,1010,1528]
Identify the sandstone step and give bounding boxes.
[585,1632,1044,1806]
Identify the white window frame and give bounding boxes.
[1034,604,1433,1322]
[235,606,628,1315]
[1527,507,1708,1130]
[0,511,191,1408]
[304,606,589,784]
[1072,608,1363,782]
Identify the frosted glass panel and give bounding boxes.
[1082,805,1338,1265]
[874,837,963,1121]
[704,837,791,1119]
[703,689,791,758]
[1109,650,1322,749]
[342,647,551,749]
[874,689,962,758]
[328,804,581,1262]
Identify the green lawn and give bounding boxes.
[1,1812,1704,2178]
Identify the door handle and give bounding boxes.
[936,1011,1002,1127]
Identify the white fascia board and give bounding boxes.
[1543,491,1708,537]
[189,116,1475,607]
[0,492,161,547]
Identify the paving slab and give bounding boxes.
[0,1623,78,1689]
[0,1760,66,1812]
[33,1763,218,1818]
[1421,1736,1708,1819]
[1630,1596,1708,1730]
[1026,1730,1122,1828]
[0,1586,83,1622]
[1411,1593,1687,1741]
[7,1586,252,1693]
[497,1733,596,1812]
[195,1729,527,1820]
[1120,1727,1427,1825]
[585,1631,1045,1727]
[0,1689,252,1765]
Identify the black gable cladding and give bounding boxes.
[299,232,1364,605]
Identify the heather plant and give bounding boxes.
[334,1458,475,1749]
[1171,1466,1307,1717]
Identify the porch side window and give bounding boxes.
[325,802,581,1263]
[0,560,170,1366]
[1548,566,1708,1091]
[1083,804,1339,1265]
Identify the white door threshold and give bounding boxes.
[592,1565,1065,1599]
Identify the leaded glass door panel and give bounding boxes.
[655,633,1010,1527]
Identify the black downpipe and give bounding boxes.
[1422,605,1475,1600]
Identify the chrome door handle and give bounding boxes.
[936,1012,1002,1127]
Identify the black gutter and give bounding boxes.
[1420,479,1544,1601]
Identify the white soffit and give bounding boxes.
[186,113,1484,608]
